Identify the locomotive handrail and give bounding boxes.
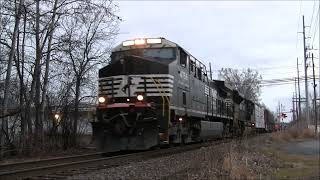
[154,78,171,127]
[150,77,166,116]
[151,77,171,127]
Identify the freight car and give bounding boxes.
[264,109,276,132]
[251,105,276,133]
[92,37,269,152]
[254,104,265,133]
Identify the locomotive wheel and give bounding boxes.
[151,136,160,150]
[180,135,186,146]
[222,123,230,138]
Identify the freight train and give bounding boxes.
[92,38,275,152]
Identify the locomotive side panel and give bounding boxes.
[169,48,190,117]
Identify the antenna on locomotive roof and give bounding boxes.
[209,62,213,80]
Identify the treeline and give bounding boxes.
[0,0,120,156]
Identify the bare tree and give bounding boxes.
[58,0,120,144]
[218,68,262,102]
[1,0,25,157]
[0,0,120,155]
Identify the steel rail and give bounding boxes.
[0,139,233,180]
[0,152,104,173]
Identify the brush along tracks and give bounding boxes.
[0,139,233,180]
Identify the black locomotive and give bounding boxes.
[92,38,274,152]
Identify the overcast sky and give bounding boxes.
[115,1,320,122]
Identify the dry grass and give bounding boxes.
[270,128,317,142]
[222,151,256,180]
[69,136,284,180]
[300,128,317,138]
[266,129,320,179]
[182,140,279,180]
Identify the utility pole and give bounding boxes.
[294,78,299,119]
[292,93,296,122]
[278,101,281,125]
[278,101,281,119]
[302,15,310,125]
[297,58,302,119]
[312,53,318,134]
[318,1,320,133]
[296,91,299,121]
[209,62,213,80]
[280,103,284,130]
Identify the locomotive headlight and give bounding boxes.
[54,113,61,124]
[134,39,146,45]
[123,40,134,46]
[137,95,144,101]
[54,114,60,120]
[98,96,106,103]
[147,38,162,44]
[178,117,183,122]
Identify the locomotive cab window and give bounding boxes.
[204,73,209,83]
[143,48,176,60]
[189,60,195,72]
[180,49,187,67]
[111,48,176,63]
[182,92,187,105]
[197,67,202,80]
[203,71,206,82]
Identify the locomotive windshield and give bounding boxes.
[111,48,176,62]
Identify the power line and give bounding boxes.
[221,76,318,87]
[212,65,298,72]
[310,4,320,46]
[261,82,296,87]
[295,0,303,51]
[308,0,318,36]
[261,76,319,83]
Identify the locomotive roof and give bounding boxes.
[112,38,247,103]
[113,38,178,52]
[113,38,197,58]
[113,37,206,67]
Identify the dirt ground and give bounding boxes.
[1,130,319,180]
[69,131,319,180]
[262,130,319,180]
[0,135,96,165]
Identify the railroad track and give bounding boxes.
[0,152,107,179]
[0,139,233,180]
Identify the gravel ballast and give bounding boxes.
[68,136,281,180]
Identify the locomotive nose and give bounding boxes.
[113,120,127,135]
[111,109,139,136]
